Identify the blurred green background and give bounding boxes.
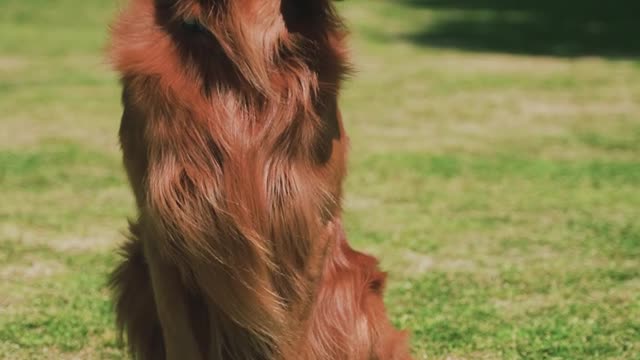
[1,0,639,359]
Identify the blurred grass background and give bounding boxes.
[1,0,639,359]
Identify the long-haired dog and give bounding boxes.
[108,0,412,359]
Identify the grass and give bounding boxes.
[1,0,639,359]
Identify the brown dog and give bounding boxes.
[108,0,412,359]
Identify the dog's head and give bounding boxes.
[110,0,348,98]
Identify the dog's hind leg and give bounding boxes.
[110,223,166,360]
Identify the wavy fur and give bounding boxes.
[109,0,411,359]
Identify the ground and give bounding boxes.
[1,0,639,359]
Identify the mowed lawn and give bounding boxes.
[1,0,639,359]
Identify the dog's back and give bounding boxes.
[109,1,411,359]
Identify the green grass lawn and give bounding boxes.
[1,0,639,359]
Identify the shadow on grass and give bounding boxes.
[399,0,640,57]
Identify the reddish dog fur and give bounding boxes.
[109,0,412,359]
